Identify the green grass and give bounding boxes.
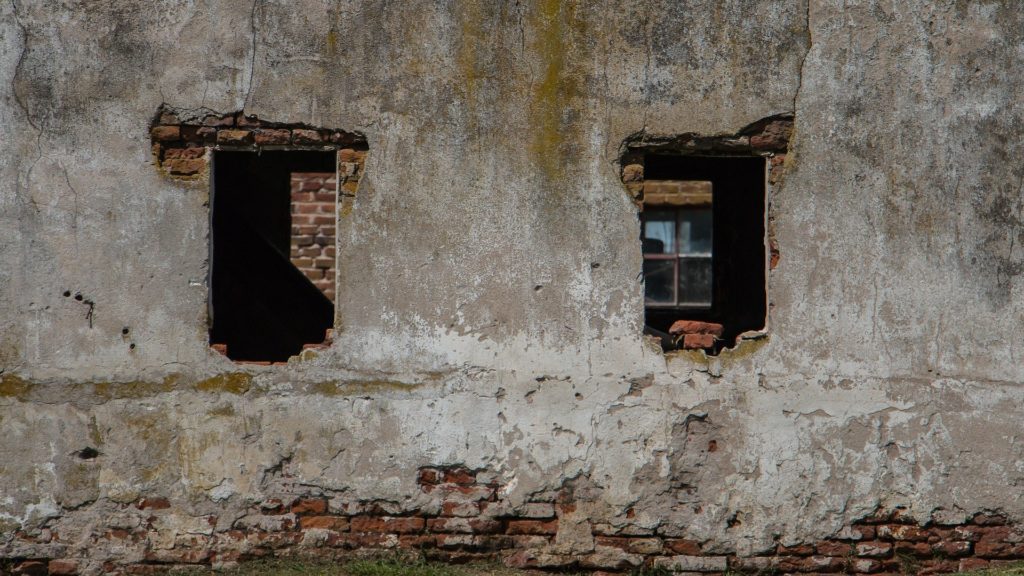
[968,564,1024,576]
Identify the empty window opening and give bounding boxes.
[209,151,336,362]
[635,155,768,354]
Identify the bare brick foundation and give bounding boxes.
[8,466,1024,575]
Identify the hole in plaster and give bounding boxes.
[622,115,791,355]
[209,150,337,362]
[74,293,83,302]
[74,447,99,460]
[121,327,130,335]
[62,290,71,297]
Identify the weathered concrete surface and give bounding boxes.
[2,0,1024,571]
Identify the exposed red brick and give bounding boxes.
[13,560,47,575]
[852,524,877,540]
[329,532,395,549]
[850,558,882,573]
[682,333,715,349]
[917,558,960,576]
[976,539,1024,559]
[217,129,253,145]
[427,517,503,534]
[932,539,972,557]
[255,128,291,145]
[350,516,425,534]
[135,497,170,510]
[507,519,558,535]
[291,498,328,515]
[301,516,349,531]
[666,538,702,555]
[749,120,792,151]
[165,158,205,176]
[150,126,180,141]
[48,559,78,575]
[803,555,847,573]
[441,501,481,517]
[893,540,933,558]
[668,320,724,337]
[816,540,853,556]
[974,513,1009,526]
[877,524,928,541]
[293,129,324,144]
[856,541,893,558]
[237,114,261,127]
[203,114,234,127]
[163,147,205,159]
[144,548,211,563]
[399,534,437,548]
[777,543,816,556]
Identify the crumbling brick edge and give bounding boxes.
[148,104,368,182]
[620,113,793,276]
[6,466,1021,575]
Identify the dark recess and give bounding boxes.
[210,151,335,362]
[643,155,766,351]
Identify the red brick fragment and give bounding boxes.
[163,147,204,159]
[217,129,253,145]
[682,333,715,349]
[13,561,47,576]
[932,539,972,557]
[855,541,893,558]
[291,498,328,515]
[203,114,234,127]
[749,120,792,151]
[778,543,816,556]
[150,126,180,141]
[816,540,853,556]
[893,540,933,557]
[165,158,205,176]
[350,516,424,534]
[506,519,558,535]
[668,320,724,337]
[877,524,928,541]
[301,516,349,531]
[48,559,78,575]
[255,128,291,145]
[293,129,324,144]
[974,513,1009,526]
[666,538,702,555]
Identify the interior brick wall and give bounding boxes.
[290,173,337,302]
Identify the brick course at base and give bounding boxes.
[8,467,1024,574]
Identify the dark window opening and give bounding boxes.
[640,155,767,353]
[210,151,336,362]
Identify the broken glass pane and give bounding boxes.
[678,256,712,307]
[643,259,675,304]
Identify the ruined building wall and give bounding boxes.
[1,1,1024,574]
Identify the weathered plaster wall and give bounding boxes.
[2,0,1024,573]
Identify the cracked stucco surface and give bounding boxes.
[2,0,1024,561]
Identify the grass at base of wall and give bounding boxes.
[968,565,1024,576]
[160,555,1024,576]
